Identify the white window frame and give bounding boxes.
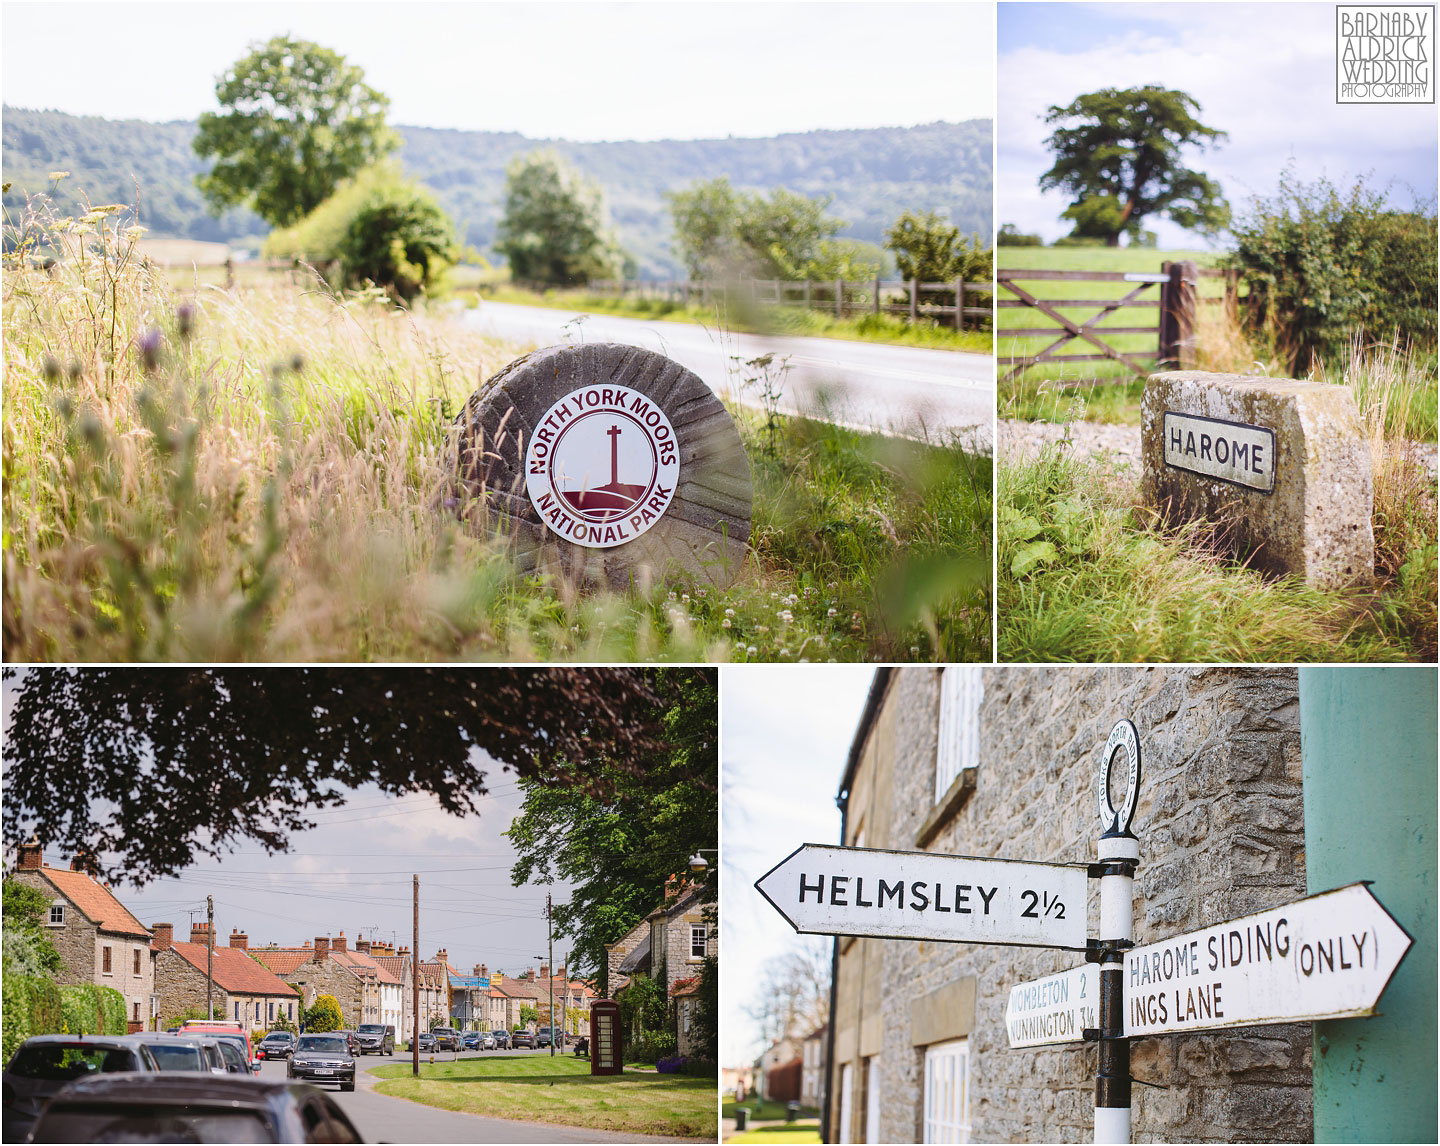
[838,1062,855,1144]
[690,924,707,959]
[923,1038,970,1144]
[864,1055,881,1143]
[49,903,65,926]
[935,667,983,804]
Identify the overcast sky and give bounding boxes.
[2,1,996,141]
[721,664,874,1067]
[999,2,1439,247]
[2,677,576,979]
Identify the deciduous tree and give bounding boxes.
[1040,85,1229,246]
[193,37,396,227]
[495,151,623,286]
[2,668,668,884]
[505,669,716,996]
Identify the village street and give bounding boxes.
[252,1051,693,1143]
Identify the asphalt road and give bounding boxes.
[465,300,994,449]
[259,1049,698,1143]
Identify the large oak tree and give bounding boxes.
[193,36,396,227]
[1040,85,1229,246]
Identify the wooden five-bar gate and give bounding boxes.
[997,260,1237,382]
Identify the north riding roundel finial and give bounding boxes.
[1097,718,1141,837]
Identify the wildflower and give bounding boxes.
[721,618,732,629]
[176,304,196,341]
[724,608,735,618]
[746,645,757,657]
[784,594,798,607]
[910,646,920,658]
[47,171,70,181]
[779,648,790,657]
[778,610,794,624]
[137,328,163,373]
[827,607,838,618]
[41,356,61,383]
[681,594,690,604]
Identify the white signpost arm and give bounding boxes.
[1092,720,1141,1146]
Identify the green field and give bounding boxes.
[997,246,1231,421]
[369,1055,716,1138]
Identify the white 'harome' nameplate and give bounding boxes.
[1163,412,1275,492]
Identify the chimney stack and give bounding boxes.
[314,937,330,961]
[479,964,488,978]
[540,964,549,979]
[190,922,213,948]
[153,923,174,951]
[17,837,42,871]
[356,939,371,955]
[333,932,347,953]
[229,928,248,950]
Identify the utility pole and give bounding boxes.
[547,894,555,1057]
[412,875,420,1077]
[206,896,214,1020]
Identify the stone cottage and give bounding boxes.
[152,922,298,1031]
[823,666,1432,1143]
[11,842,154,1032]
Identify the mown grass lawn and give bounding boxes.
[369,1054,716,1138]
[722,1099,818,1121]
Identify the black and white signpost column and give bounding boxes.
[1092,719,1141,1145]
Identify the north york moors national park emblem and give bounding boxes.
[524,384,680,548]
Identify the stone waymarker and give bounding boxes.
[454,343,751,588]
[1140,371,1374,588]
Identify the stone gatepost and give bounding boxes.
[454,342,752,589]
[1140,371,1374,588]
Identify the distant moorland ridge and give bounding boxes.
[2,106,992,276]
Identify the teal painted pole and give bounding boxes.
[1299,667,1437,1143]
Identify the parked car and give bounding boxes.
[258,1031,297,1060]
[178,1020,259,1071]
[287,1033,356,1092]
[331,1030,362,1057]
[1,1034,159,1139]
[461,1030,481,1050]
[27,1074,364,1143]
[478,1031,498,1050]
[489,1029,510,1049]
[355,1024,395,1055]
[510,1030,534,1049]
[416,1030,437,1052]
[125,1034,210,1074]
[536,1026,567,1049]
[433,1027,462,1051]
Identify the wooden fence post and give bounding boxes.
[835,279,843,319]
[874,276,881,317]
[955,278,964,331]
[909,278,919,323]
[1158,260,1198,368]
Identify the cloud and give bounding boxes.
[999,3,1437,243]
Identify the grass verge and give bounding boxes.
[477,285,993,353]
[722,1099,818,1121]
[4,196,990,661]
[727,1124,822,1144]
[369,1054,715,1138]
[997,436,1436,662]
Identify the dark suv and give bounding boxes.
[432,1027,462,1052]
[510,1030,534,1049]
[355,1024,395,1055]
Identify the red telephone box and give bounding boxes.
[589,998,622,1076]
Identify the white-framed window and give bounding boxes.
[690,924,707,959]
[838,1063,855,1144]
[864,1055,881,1143]
[935,667,983,803]
[49,904,65,926]
[101,946,113,974]
[923,1038,970,1144]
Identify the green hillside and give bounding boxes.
[2,107,991,276]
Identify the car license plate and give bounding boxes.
[314,1068,333,1075]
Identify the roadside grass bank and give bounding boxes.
[726,1124,822,1144]
[722,1099,818,1122]
[4,204,990,662]
[475,285,993,354]
[368,1055,715,1138]
[997,432,1437,662]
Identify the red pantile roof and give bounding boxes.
[333,949,402,986]
[35,867,149,938]
[247,950,311,975]
[166,943,298,998]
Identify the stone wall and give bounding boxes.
[154,948,231,1025]
[282,958,369,1028]
[831,667,1310,1144]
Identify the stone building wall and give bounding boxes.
[282,958,367,1028]
[832,667,1310,1144]
[154,948,233,1024]
[11,869,101,987]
